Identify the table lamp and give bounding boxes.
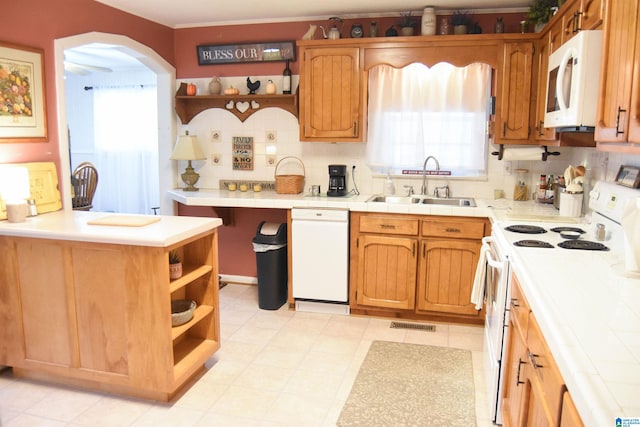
[170,132,206,191]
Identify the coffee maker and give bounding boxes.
[327,164,347,197]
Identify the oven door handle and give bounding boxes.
[482,237,503,270]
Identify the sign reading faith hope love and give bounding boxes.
[197,41,295,65]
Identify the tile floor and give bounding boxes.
[0,284,495,427]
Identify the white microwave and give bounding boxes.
[544,30,603,130]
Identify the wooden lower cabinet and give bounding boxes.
[350,212,488,324]
[0,231,220,401]
[355,234,417,310]
[502,274,583,427]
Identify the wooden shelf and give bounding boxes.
[175,82,298,123]
[171,304,214,341]
[173,338,219,383]
[169,264,213,293]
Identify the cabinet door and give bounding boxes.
[355,234,417,310]
[501,316,528,427]
[595,1,639,142]
[525,373,556,427]
[560,391,584,427]
[416,239,481,316]
[629,19,640,143]
[0,237,24,365]
[533,37,557,142]
[561,1,582,42]
[299,47,363,142]
[497,42,534,143]
[581,0,604,30]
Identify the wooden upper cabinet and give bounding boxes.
[629,18,640,143]
[497,42,534,143]
[562,0,583,42]
[581,0,604,30]
[595,0,639,143]
[299,47,363,142]
[533,37,557,142]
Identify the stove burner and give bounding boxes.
[558,240,610,251]
[550,227,586,234]
[505,225,547,234]
[514,240,554,248]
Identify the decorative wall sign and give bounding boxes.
[0,41,47,143]
[197,41,295,65]
[232,136,254,170]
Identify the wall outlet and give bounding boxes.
[503,161,512,175]
[211,130,222,142]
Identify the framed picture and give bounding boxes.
[197,41,295,65]
[615,165,640,188]
[0,41,47,143]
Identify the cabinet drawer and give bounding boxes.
[510,273,530,335]
[528,315,565,424]
[421,219,485,239]
[360,216,419,235]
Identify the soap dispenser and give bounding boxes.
[384,171,395,195]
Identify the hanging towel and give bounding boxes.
[471,242,492,310]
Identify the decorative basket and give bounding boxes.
[274,156,305,194]
[171,299,196,327]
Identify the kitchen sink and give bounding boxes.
[366,195,422,204]
[366,195,476,207]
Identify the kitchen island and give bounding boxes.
[0,210,222,401]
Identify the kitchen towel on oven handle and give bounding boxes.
[471,237,501,310]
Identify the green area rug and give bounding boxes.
[337,341,476,426]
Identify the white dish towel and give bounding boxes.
[471,242,491,310]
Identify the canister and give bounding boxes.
[559,192,583,217]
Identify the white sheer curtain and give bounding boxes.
[92,85,159,214]
[366,62,491,176]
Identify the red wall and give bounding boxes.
[178,205,287,277]
[0,0,174,169]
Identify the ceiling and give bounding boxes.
[93,0,531,28]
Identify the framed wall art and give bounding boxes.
[615,165,640,188]
[0,41,47,143]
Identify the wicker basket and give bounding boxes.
[274,156,305,194]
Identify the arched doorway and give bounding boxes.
[54,32,177,214]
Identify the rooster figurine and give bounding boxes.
[246,77,260,94]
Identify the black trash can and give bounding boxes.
[252,222,287,310]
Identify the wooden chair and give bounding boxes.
[72,162,98,210]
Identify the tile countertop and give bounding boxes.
[170,188,640,425]
[0,210,223,247]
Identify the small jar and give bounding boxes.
[438,16,450,35]
[421,7,436,36]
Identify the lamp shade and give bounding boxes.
[170,134,206,161]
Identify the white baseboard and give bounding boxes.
[219,274,257,285]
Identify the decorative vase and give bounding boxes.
[208,77,222,95]
[400,26,415,36]
[453,25,467,35]
[169,262,182,280]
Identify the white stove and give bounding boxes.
[482,180,640,425]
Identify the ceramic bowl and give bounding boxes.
[560,231,581,240]
[171,299,196,327]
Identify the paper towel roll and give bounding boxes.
[501,146,545,161]
[621,197,640,273]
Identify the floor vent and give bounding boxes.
[390,321,436,332]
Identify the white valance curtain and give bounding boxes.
[366,62,491,176]
[92,85,159,214]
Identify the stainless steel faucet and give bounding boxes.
[421,156,440,195]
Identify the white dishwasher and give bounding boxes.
[291,208,349,308]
